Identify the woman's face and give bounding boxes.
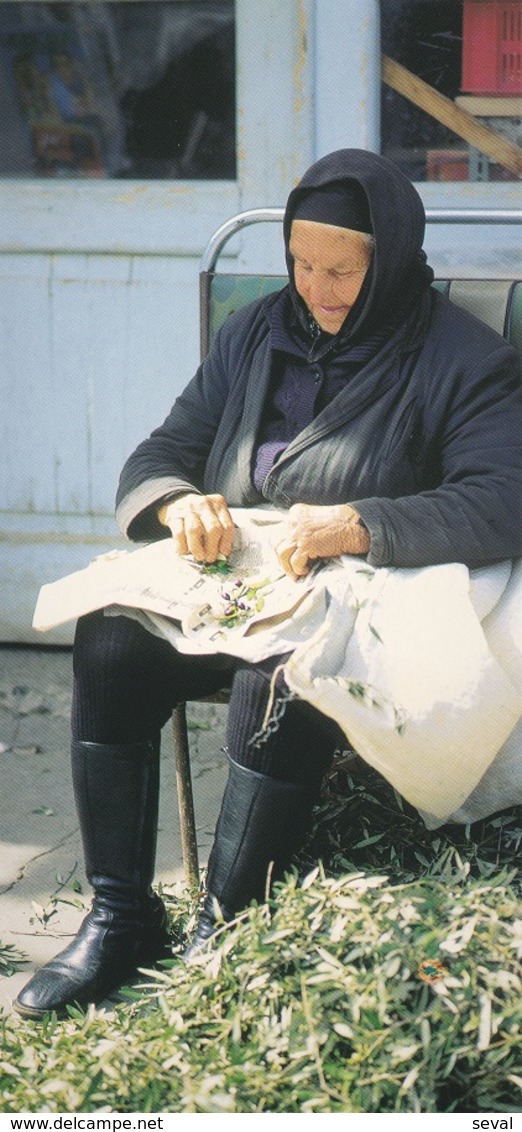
[289,219,373,334]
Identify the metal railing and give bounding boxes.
[200,206,522,274]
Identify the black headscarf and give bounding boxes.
[292,179,373,233]
[284,148,434,345]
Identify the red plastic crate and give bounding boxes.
[426,149,471,180]
[462,0,522,94]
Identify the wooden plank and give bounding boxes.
[382,55,522,177]
[456,95,522,118]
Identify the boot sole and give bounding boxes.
[13,997,75,1021]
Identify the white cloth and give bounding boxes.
[117,552,522,828]
[32,504,522,826]
[283,557,522,827]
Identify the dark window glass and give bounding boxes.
[381,0,521,182]
[0,0,235,179]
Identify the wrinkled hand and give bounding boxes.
[158,493,235,562]
[276,503,370,580]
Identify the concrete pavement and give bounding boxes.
[0,645,227,1014]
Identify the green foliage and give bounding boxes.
[307,755,522,891]
[1,771,520,1114]
[0,943,27,978]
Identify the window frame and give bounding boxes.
[0,0,240,254]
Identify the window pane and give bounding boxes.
[381,0,521,182]
[0,0,235,179]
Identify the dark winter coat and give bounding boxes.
[116,150,522,570]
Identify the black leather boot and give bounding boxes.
[15,739,171,1019]
[184,757,316,960]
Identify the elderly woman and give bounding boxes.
[16,148,522,1019]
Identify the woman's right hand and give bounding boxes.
[157,493,235,563]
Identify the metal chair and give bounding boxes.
[173,208,522,887]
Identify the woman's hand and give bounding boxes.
[157,493,235,562]
[276,503,370,580]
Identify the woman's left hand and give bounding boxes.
[276,503,371,580]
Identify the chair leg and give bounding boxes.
[172,704,200,889]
